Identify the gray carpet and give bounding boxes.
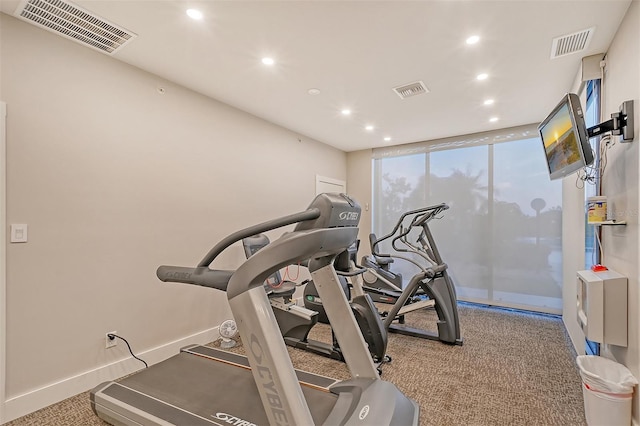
[4,303,586,425]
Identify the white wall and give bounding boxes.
[0,13,346,422]
[0,101,7,423]
[561,176,588,354]
[597,0,640,420]
[347,150,373,257]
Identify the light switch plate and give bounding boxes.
[10,224,28,243]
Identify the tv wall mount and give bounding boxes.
[587,100,634,142]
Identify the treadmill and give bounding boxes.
[91,193,419,425]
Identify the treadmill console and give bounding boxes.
[295,193,361,231]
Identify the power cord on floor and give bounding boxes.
[107,333,149,368]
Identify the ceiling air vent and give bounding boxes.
[551,27,595,59]
[14,0,137,55]
[392,81,429,99]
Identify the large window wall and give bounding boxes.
[373,125,563,314]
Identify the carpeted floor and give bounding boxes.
[3,303,586,425]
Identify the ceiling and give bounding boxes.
[1,0,632,152]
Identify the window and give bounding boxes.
[584,79,601,268]
[583,79,601,355]
[373,125,563,314]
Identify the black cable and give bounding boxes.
[107,333,148,368]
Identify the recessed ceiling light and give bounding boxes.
[186,9,203,20]
[262,57,275,66]
[384,137,391,142]
[489,117,499,122]
[484,99,495,106]
[466,35,480,45]
[308,88,321,95]
[365,125,374,131]
[476,73,488,81]
[341,109,351,116]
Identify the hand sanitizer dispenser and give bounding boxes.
[577,269,627,346]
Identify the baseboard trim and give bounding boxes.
[3,326,219,423]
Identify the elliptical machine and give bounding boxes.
[373,203,463,345]
[242,234,389,365]
[307,203,463,346]
[360,232,432,305]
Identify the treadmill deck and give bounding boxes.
[91,345,339,425]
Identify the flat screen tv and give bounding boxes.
[538,93,594,180]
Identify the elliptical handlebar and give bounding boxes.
[392,232,434,268]
[411,203,448,227]
[371,203,448,257]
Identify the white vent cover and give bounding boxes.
[392,81,429,99]
[14,0,137,55]
[551,27,595,59]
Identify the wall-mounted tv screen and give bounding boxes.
[538,93,594,180]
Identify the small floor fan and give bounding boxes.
[219,319,238,349]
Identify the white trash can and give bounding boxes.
[577,355,638,426]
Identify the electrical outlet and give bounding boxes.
[106,331,117,349]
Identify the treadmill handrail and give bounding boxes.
[197,208,321,267]
[157,208,321,289]
[156,266,234,290]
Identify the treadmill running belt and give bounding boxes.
[94,351,337,425]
